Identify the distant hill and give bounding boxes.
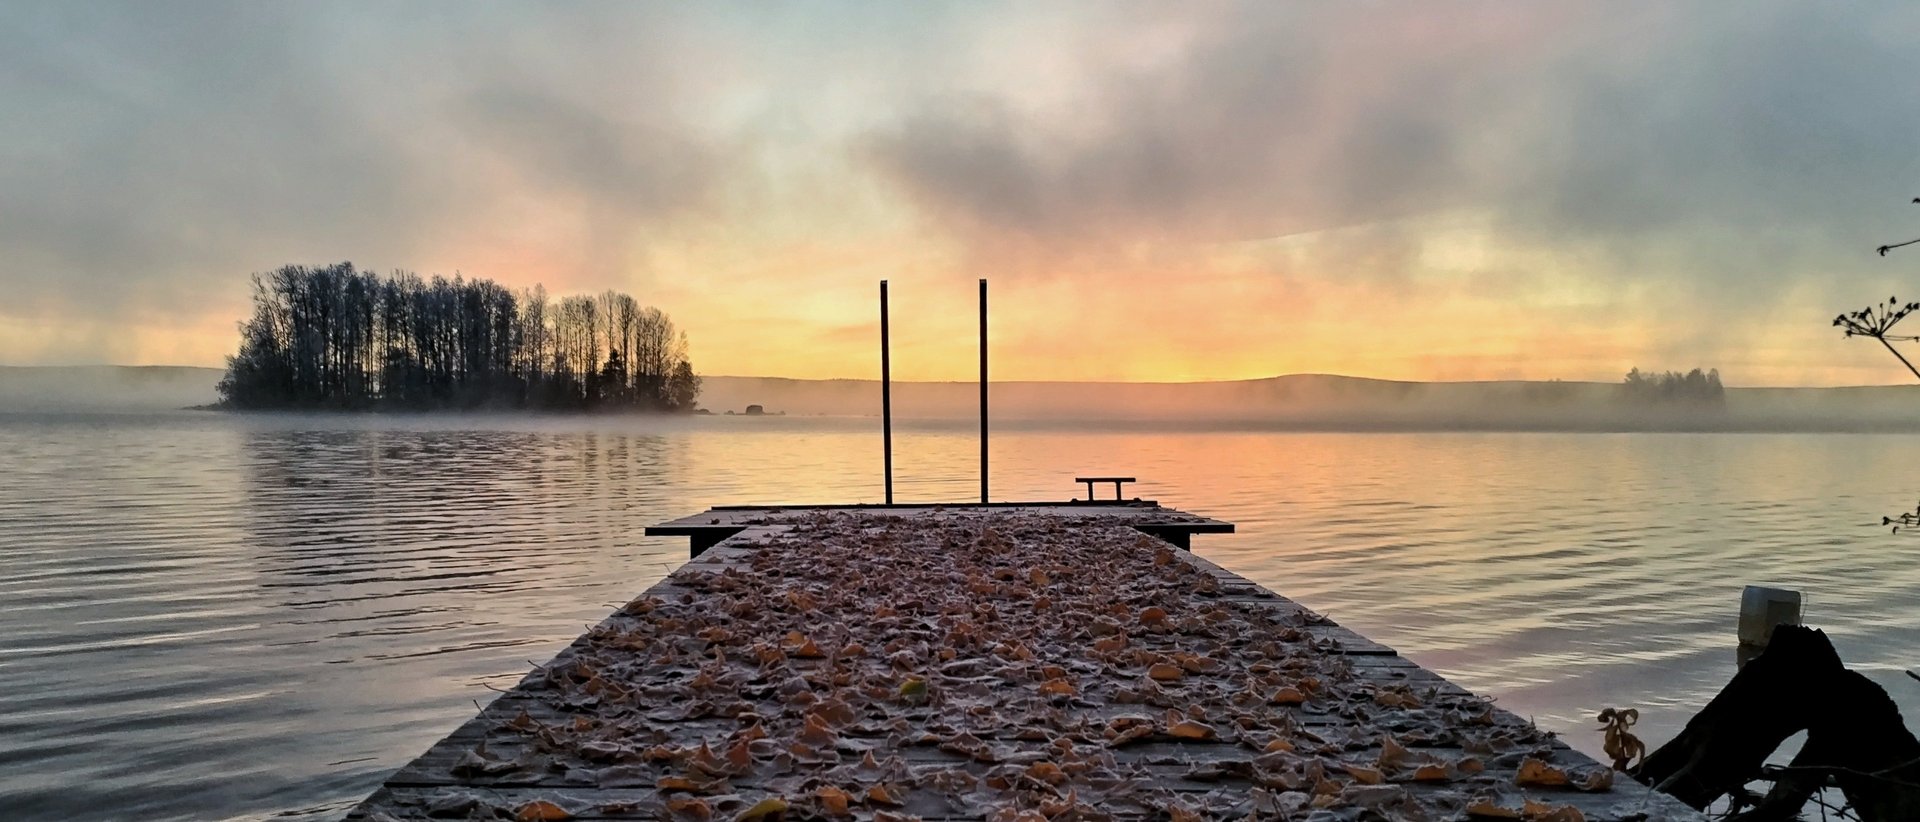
[0,366,224,412]
[700,374,1920,431]
[5,366,1920,430]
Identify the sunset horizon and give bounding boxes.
[6,4,1920,819]
[20,359,1920,390]
[8,4,1920,388]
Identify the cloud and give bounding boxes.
[863,5,1567,248]
[456,88,718,219]
[863,3,1920,299]
[0,2,720,324]
[4,1,1920,384]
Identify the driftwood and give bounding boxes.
[1631,625,1920,820]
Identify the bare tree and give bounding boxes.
[218,263,702,413]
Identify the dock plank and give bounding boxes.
[349,504,1701,821]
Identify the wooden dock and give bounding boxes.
[347,502,1702,821]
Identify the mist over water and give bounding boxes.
[689,375,1920,431]
[1,412,1917,819]
[9,366,1920,431]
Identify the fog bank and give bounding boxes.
[702,375,1920,432]
[0,366,222,412]
[6,367,1920,431]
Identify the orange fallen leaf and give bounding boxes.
[798,714,838,747]
[1464,799,1523,819]
[1523,799,1586,822]
[1029,568,1050,586]
[815,786,851,815]
[1341,762,1384,784]
[1412,763,1451,782]
[506,709,538,731]
[809,699,856,726]
[1167,720,1216,740]
[725,739,753,773]
[1026,761,1068,785]
[514,800,572,821]
[1270,686,1307,705]
[1377,734,1413,769]
[690,742,735,776]
[1515,757,1570,787]
[1093,634,1127,653]
[666,797,712,821]
[1375,690,1422,708]
[1104,715,1154,744]
[1148,662,1185,682]
[1039,678,1076,697]
[658,775,722,793]
[866,784,902,806]
[1263,738,1295,753]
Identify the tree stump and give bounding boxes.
[1631,625,1920,820]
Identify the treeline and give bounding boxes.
[1621,367,1724,405]
[217,262,701,411]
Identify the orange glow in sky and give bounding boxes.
[5,3,1920,387]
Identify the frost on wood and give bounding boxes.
[359,512,1678,821]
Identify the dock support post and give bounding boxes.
[881,280,893,505]
[980,278,988,505]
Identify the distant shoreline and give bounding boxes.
[8,364,1920,391]
[4,365,1920,432]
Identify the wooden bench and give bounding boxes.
[1075,476,1136,501]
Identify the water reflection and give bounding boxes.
[0,414,1916,820]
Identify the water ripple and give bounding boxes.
[0,414,1916,819]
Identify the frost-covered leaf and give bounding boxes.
[1514,756,1568,787]
[513,800,572,821]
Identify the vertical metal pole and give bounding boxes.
[881,280,893,505]
[979,278,988,505]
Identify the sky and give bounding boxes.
[4,2,1920,385]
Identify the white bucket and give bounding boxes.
[1737,586,1802,647]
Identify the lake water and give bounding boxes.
[2,412,1917,820]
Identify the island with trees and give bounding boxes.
[216,262,701,412]
[1620,367,1725,405]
